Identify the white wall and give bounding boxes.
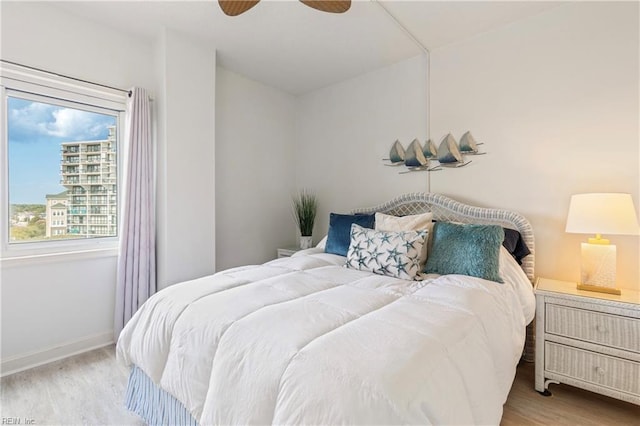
[295,3,639,290]
[429,2,639,290]
[0,2,152,90]
[296,55,429,239]
[155,28,216,288]
[0,2,155,369]
[0,255,118,374]
[0,4,218,371]
[215,67,297,269]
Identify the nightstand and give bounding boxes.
[277,247,302,258]
[534,278,639,405]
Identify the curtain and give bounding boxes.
[114,87,155,340]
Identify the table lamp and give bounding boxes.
[565,193,640,295]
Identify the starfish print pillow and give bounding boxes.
[345,223,428,280]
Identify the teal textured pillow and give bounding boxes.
[424,222,504,283]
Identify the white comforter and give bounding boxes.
[117,248,535,425]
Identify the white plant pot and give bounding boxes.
[299,236,313,249]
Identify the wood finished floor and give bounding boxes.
[501,361,639,425]
[0,346,142,425]
[1,345,638,425]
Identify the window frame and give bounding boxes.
[0,63,127,259]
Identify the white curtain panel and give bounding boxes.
[115,87,156,340]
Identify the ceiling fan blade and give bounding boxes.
[300,0,351,14]
[219,0,261,16]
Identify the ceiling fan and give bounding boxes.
[219,0,351,17]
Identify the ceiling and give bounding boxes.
[53,0,563,94]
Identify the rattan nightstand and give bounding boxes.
[534,278,639,405]
[277,247,302,258]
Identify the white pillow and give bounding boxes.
[316,235,327,249]
[499,246,536,324]
[375,211,433,233]
[375,211,433,264]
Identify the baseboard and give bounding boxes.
[1,331,114,377]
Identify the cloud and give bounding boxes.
[8,97,116,144]
[43,108,111,140]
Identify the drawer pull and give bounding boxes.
[595,325,607,333]
[595,366,606,376]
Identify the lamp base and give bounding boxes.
[580,242,616,288]
[576,283,622,295]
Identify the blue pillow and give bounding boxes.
[502,228,531,265]
[424,222,504,283]
[325,213,375,256]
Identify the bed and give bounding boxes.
[117,193,536,425]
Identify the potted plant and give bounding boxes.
[292,190,318,249]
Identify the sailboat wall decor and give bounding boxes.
[437,133,471,168]
[459,131,486,155]
[383,140,406,166]
[399,139,441,174]
[383,131,482,173]
[422,139,438,159]
[405,139,427,168]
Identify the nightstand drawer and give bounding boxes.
[277,248,301,258]
[545,342,640,396]
[546,304,640,353]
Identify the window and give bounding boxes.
[1,62,127,256]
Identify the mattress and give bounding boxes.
[117,247,535,425]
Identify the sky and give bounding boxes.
[8,96,117,204]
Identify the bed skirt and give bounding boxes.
[125,365,198,425]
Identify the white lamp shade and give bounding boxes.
[565,193,640,236]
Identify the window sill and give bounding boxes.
[0,247,118,268]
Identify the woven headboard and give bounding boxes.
[352,193,535,284]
